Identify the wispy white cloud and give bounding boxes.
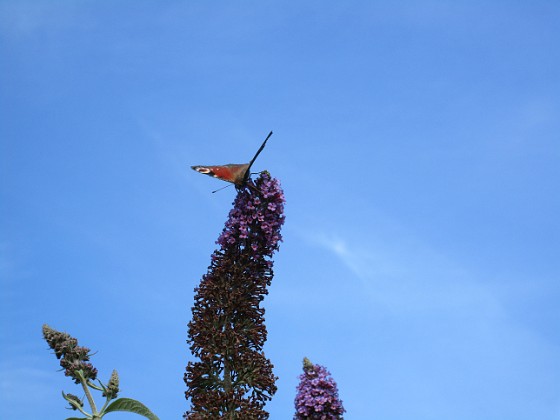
[294,224,560,418]
[303,228,503,317]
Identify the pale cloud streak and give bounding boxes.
[293,223,560,418]
[303,227,504,317]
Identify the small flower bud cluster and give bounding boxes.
[294,358,345,419]
[42,324,98,384]
[65,393,84,410]
[102,369,120,400]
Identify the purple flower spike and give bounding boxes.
[185,172,286,419]
[294,358,345,419]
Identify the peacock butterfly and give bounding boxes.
[192,131,273,188]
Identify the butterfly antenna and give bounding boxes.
[212,184,233,194]
[245,131,273,175]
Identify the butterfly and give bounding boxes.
[191,131,273,188]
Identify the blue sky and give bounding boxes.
[1,1,559,419]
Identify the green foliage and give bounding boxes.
[105,398,160,420]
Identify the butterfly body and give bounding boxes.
[191,131,273,188]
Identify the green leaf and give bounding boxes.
[104,398,160,420]
[66,417,88,420]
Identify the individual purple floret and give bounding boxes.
[294,358,345,420]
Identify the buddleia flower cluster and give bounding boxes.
[185,172,285,419]
[294,357,345,419]
[43,324,159,420]
[42,324,98,385]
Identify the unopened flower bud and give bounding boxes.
[103,369,120,400]
[65,393,83,410]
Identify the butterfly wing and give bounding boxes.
[191,163,250,186]
[191,131,273,187]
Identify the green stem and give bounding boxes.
[78,370,98,415]
[99,394,111,414]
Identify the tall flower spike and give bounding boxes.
[294,357,346,420]
[185,172,285,419]
[42,324,98,384]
